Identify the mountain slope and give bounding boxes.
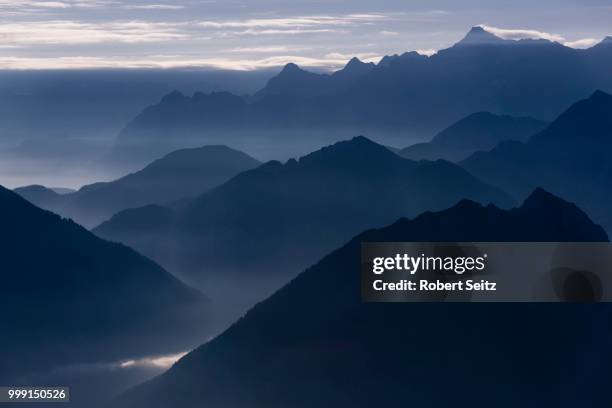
[400,112,547,161]
[462,90,612,233]
[115,26,612,161]
[16,145,260,228]
[0,185,209,382]
[114,189,610,408]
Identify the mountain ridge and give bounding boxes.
[114,26,612,164]
[112,188,609,408]
[15,145,260,228]
[400,111,547,161]
[0,184,210,383]
[462,90,612,233]
[95,136,513,327]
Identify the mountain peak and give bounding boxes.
[298,136,400,168]
[599,36,612,45]
[527,89,612,147]
[520,187,563,209]
[280,62,302,74]
[336,57,375,77]
[589,89,612,100]
[377,51,426,68]
[346,57,363,67]
[518,188,607,240]
[456,26,505,46]
[160,90,186,103]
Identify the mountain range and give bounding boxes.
[113,189,610,408]
[114,26,612,163]
[15,145,260,228]
[94,136,512,323]
[400,112,547,162]
[462,90,612,233]
[0,185,209,384]
[0,69,273,142]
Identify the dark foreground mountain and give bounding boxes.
[0,186,209,385]
[462,90,612,233]
[115,27,612,162]
[95,137,512,324]
[400,112,547,162]
[114,189,610,408]
[15,145,260,228]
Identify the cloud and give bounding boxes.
[323,51,380,63]
[379,30,399,36]
[0,52,382,70]
[480,25,565,42]
[0,0,109,10]
[119,352,187,369]
[199,14,389,29]
[480,25,602,49]
[125,4,184,10]
[416,48,437,56]
[227,46,294,53]
[0,20,189,45]
[228,28,344,37]
[196,14,392,38]
[564,38,600,49]
[32,1,70,8]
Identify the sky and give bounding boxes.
[0,0,611,70]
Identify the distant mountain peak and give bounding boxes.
[336,56,375,77]
[531,89,612,144]
[346,56,363,66]
[298,136,399,167]
[590,89,612,100]
[377,51,426,67]
[280,62,302,74]
[168,89,185,98]
[599,36,612,45]
[517,188,604,236]
[345,57,369,69]
[456,25,505,46]
[521,187,563,209]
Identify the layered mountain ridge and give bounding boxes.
[15,145,260,228]
[113,188,610,408]
[114,26,612,163]
[462,90,612,233]
[94,136,512,326]
[0,185,209,382]
[400,111,547,161]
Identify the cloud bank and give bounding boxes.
[0,0,609,70]
[480,24,603,49]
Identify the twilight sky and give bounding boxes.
[0,0,611,70]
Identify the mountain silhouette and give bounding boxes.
[253,58,377,101]
[456,25,508,46]
[15,145,260,228]
[462,90,612,233]
[252,63,329,99]
[377,51,428,68]
[113,189,610,408]
[115,26,612,162]
[0,185,209,383]
[14,184,63,206]
[400,112,547,161]
[95,137,512,323]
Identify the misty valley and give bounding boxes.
[1,15,612,408]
